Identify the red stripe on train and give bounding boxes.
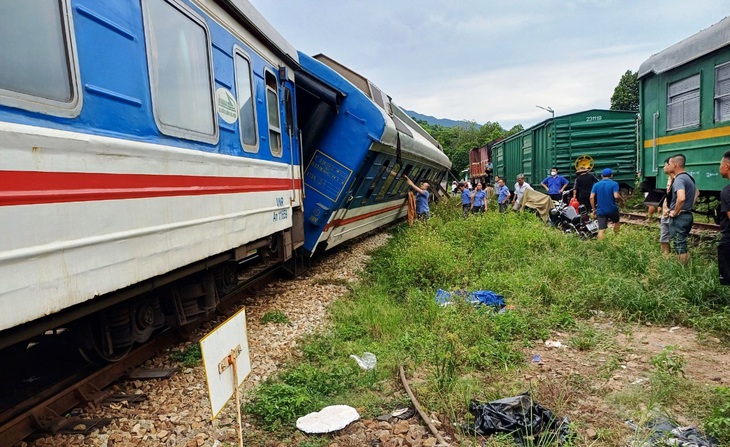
[0,170,301,206]
[323,203,404,230]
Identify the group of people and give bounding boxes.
[412,152,730,286]
[453,174,535,216]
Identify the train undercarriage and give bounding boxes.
[1,220,304,364]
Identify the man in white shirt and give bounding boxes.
[512,174,533,211]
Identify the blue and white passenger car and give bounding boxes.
[0,0,303,359]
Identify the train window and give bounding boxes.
[143,0,217,143]
[234,49,258,151]
[0,0,81,117]
[667,74,700,131]
[376,164,400,201]
[391,164,412,197]
[349,153,375,202]
[384,165,407,198]
[364,159,390,203]
[265,70,283,157]
[715,62,730,123]
[419,169,432,184]
[397,165,418,196]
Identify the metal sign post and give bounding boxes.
[200,307,251,447]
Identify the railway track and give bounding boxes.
[620,212,720,234]
[0,259,282,447]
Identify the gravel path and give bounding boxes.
[26,232,399,447]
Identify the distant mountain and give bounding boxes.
[401,109,479,129]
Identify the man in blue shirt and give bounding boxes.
[459,182,471,217]
[497,178,511,213]
[471,182,487,213]
[540,168,569,201]
[590,168,624,239]
[404,175,430,220]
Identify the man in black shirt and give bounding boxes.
[719,150,730,285]
[573,167,598,211]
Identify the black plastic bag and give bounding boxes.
[463,393,572,446]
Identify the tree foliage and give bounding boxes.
[610,70,639,112]
[414,119,521,178]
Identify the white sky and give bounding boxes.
[248,0,728,129]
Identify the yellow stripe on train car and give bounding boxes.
[643,126,730,148]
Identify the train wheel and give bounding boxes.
[131,299,164,344]
[215,264,238,295]
[76,308,134,364]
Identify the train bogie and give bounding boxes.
[638,16,730,196]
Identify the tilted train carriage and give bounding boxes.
[297,54,450,255]
[0,0,450,361]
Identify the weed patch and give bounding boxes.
[245,198,730,442]
[170,344,201,367]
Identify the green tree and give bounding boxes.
[413,117,522,178]
[610,70,639,111]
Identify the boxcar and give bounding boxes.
[493,109,638,188]
[469,145,489,184]
[638,16,730,198]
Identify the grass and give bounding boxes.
[261,310,290,325]
[169,344,201,367]
[245,197,730,445]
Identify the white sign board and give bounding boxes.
[200,307,251,419]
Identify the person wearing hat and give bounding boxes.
[573,167,598,211]
[590,168,625,239]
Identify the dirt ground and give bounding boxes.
[511,320,729,444]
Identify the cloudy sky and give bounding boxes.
[248,1,727,129]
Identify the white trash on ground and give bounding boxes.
[296,405,360,434]
[350,352,377,370]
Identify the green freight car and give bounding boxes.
[493,109,638,189]
[638,16,730,199]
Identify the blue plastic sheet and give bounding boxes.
[435,289,505,308]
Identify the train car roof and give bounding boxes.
[311,54,444,152]
[299,53,450,168]
[213,0,299,67]
[638,16,730,79]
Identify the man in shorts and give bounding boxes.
[718,150,730,285]
[659,158,675,255]
[590,168,624,240]
[666,154,697,265]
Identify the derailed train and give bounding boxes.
[0,0,450,361]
